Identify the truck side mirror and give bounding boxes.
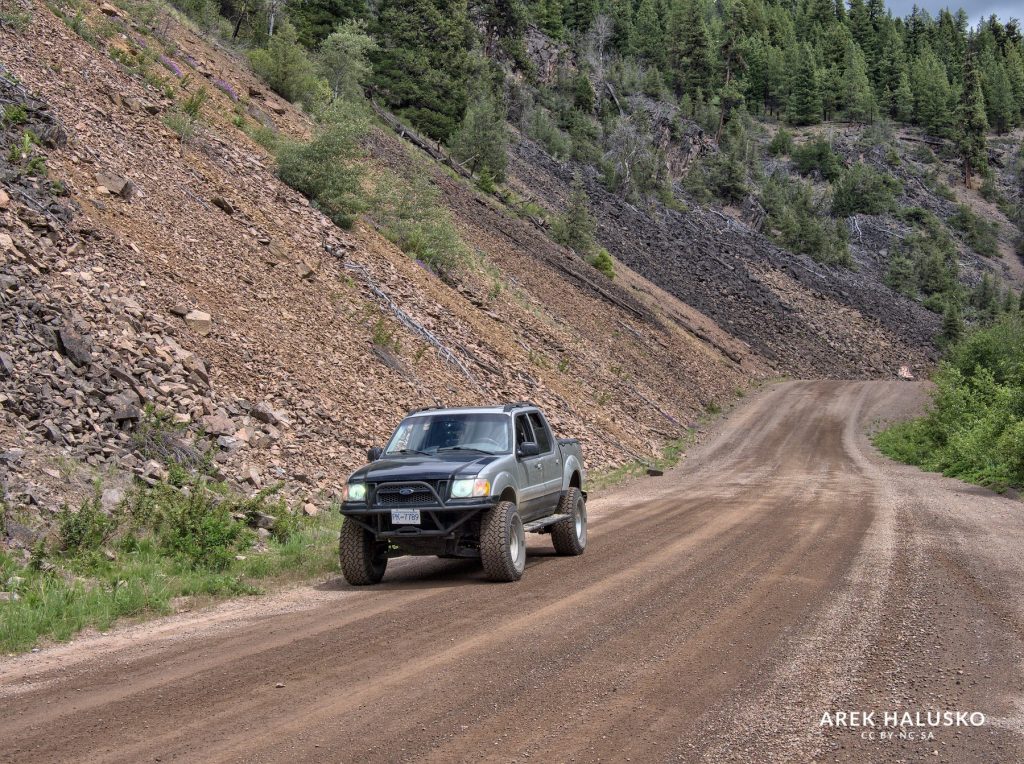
[367,446,384,462]
[517,442,540,458]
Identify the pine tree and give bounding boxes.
[371,0,472,142]
[606,0,634,54]
[562,0,596,34]
[787,43,822,125]
[632,0,665,68]
[552,175,597,256]
[667,0,713,99]
[957,52,988,187]
[842,42,877,122]
[715,0,749,141]
[535,0,565,38]
[892,70,914,122]
[981,52,1016,133]
[450,78,509,182]
[910,45,953,137]
[291,0,367,48]
[940,302,963,345]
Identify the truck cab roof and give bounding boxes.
[406,402,539,417]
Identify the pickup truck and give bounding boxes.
[339,402,587,584]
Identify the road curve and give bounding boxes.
[2,381,1022,763]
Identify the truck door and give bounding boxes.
[514,413,546,519]
[528,411,562,509]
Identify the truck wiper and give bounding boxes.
[438,447,498,455]
[395,449,431,456]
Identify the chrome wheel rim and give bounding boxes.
[575,499,587,544]
[510,517,525,569]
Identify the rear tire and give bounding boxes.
[339,519,387,585]
[551,488,587,556]
[480,501,526,582]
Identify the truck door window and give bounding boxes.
[527,412,553,453]
[514,414,534,447]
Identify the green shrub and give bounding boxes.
[182,86,208,119]
[248,21,328,108]
[760,174,851,267]
[158,490,249,571]
[979,176,1002,204]
[875,314,1024,491]
[551,176,597,256]
[526,106,570,159]
[163,111,196,142]
[832,164,902,217]
[589,248,615,279]
[948,205,1000,258]
[372,171,471,276]
[58,494,117,553]
[767,128,793,156]
[276,113,366,228]
[791,137,844,181]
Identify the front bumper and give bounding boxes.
[340,499,497,540]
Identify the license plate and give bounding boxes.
[391,509,421,525]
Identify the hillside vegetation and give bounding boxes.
[876,313,1024,492]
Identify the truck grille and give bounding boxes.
[373,481,447,507]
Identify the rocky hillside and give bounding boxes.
[2,0,1019,548]
[0,0,762,535]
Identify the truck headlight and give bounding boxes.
[451,478,491,498]
[344,482,366,502]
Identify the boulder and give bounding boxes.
[201,413,236,436]
[250,512,276,530]
[101,487,126,512]
[183,310,212,335]
[211,196,235,215]
[95,171,134,199]
[302,503,319,517]
[57,326,93,367]
[251,402,279,425]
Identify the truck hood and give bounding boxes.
[350,453,499,483]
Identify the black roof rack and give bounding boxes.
[502,401,537,412]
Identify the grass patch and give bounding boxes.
[588,431,698,493]
[0,477,343,653]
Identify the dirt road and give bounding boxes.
[2,381,1022,763]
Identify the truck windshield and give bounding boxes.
[384,413,512,456]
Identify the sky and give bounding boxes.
[885,0,1021,25]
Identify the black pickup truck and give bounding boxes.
[339,403,587,584]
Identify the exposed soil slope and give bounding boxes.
[1,0,759,528]
[2,381,1021,763]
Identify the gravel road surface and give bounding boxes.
[2,381,1022,763]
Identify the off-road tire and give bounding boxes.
[339,520,387,585]
[480,500,526,582]
[551,488,587,556]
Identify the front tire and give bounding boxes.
[551,488,587,555]
[339,519,387,585]
[480,501,526,582]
